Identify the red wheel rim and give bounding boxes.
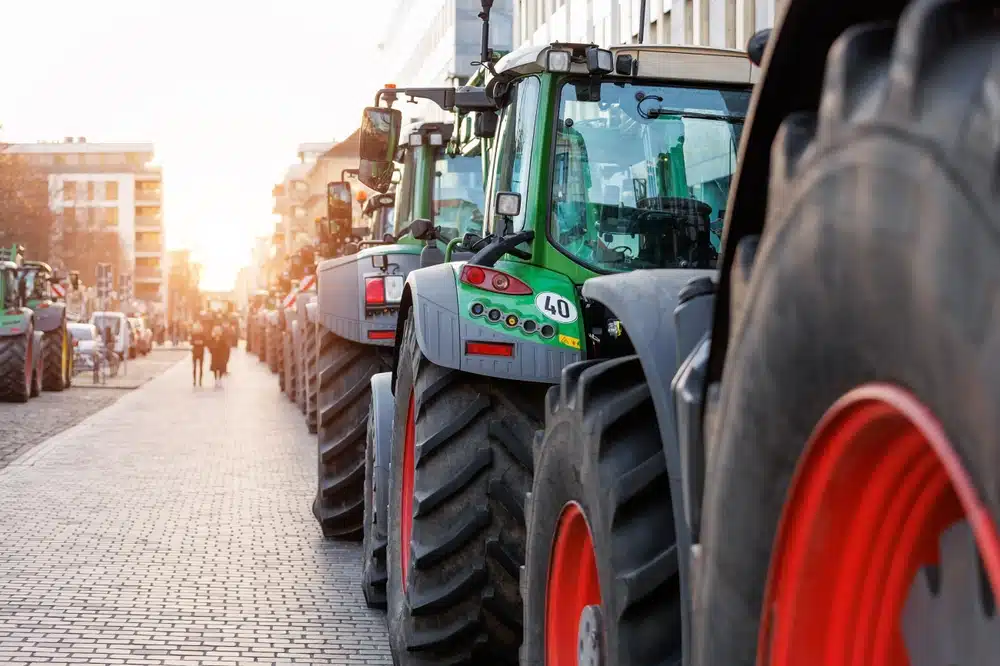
[546,502,601,666]
[759,383,1000,666]
[400,390,416,588]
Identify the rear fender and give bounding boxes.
[0,310,32,338]
[32,303,65,333]
[369,372,394,529]
[390,264,580,391]
[318,245,421,347]
[580,267,716,658]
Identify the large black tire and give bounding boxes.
[522,356,682,666]
[0,335,31,403]
[284,330,296,402]
[305,323,319,434]
[267,322,280,374]
[362,407,388,609]
[42,326,68,391]
[386,312,544,665]
[693,6,1000,666]
[311,334,387,539]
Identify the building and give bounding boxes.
[271,135,364,258]
[6,138,166,305]
[513,0,776,51]
[374,0,514,122]
[166,249,200,325]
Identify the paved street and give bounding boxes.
[0,348,391,665]
[0,349,189,470]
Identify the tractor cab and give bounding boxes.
[0,245,28,317]
[18,260,55,309]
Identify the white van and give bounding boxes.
[89,312,131,359]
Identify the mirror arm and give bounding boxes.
[468,230,534,268]
[375,87,493,112]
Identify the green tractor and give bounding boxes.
[356,3,758,662]
[19,260,74,391]
[528,1,1000,665]
[0,245,45,402]
[311,83,495,552]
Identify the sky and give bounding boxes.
[0,1,381,291]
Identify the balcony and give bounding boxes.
[134,266,163,282]
[134,238,163,255]
[134,215,162,231]
[134,187,162,204]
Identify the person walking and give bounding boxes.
[190,322,206,386]
[209,324,230,387]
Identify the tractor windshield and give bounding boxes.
[1,269,17,309]
[19,269,47,301]
[550,80,750,272]
[432,155,484,242]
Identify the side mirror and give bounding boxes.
[747,29,771,67]
[409,218,436,241]
[358,106,402,193]
[327,181,353,229]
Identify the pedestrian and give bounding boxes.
[209,324,230,387]
[190,322,206,386]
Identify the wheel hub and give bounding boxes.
[577,604,604,666]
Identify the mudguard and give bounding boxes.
[0,309,32,338]
[369,372,394,537]
[391,264,582,390]
[31,303,65,333]
[306,300,319,325]
[317,245,422,347]
[580,267,715,657]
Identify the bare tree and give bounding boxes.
[0,140,55,259]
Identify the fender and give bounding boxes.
[709,0,910,383]
[32,303,65,333]
[306,300,319,325]
[391,264,581,391]
[580,267,716,661]
[31,329,43,371]
[318,245,422,347]
[369,372,395,541]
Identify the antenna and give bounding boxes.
[638,0,648,44]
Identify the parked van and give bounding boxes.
[89,311,131,360]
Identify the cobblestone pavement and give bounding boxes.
[0,349,188,470]
[0,348,391,665]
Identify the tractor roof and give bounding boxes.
[0,260,17,272]
[21,260,53,273]
[494,42,758,85]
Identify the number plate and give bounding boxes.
[534,291,578,324]
[384,276,404,303]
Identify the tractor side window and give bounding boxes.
[432,155,485,241]
[487,76,540,235]
[2,271,16,308]
[393,149,415,236]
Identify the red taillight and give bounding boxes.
[5,308,19,315]
[465,341,514,357]
[73,339,79,347]
[37,302,49,308]
[459,266,531,295]
[367,330,394,340]
[365,278,386,305]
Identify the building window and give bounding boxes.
[685,0,694,43]
[105,206,119,227]
[87,182,96,201]
[63,181,77,201]
[64,153,80,165]
[84,153,101,166]
[105,181,118,201]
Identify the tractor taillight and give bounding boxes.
[365,278,386,306]
[465,341,514,357]
[459,266,531,295]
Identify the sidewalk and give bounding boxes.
[0,348,390,665]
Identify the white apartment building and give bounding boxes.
[514,0,776,51]
[7,138,166,305]
[375,0,514,122]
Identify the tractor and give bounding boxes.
[310,80,496,554]
[517,1,1000,666]
[354,2,759,662]
[19,260,74,391]
[0,245,45,402]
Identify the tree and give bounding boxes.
[0,142,55,259]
